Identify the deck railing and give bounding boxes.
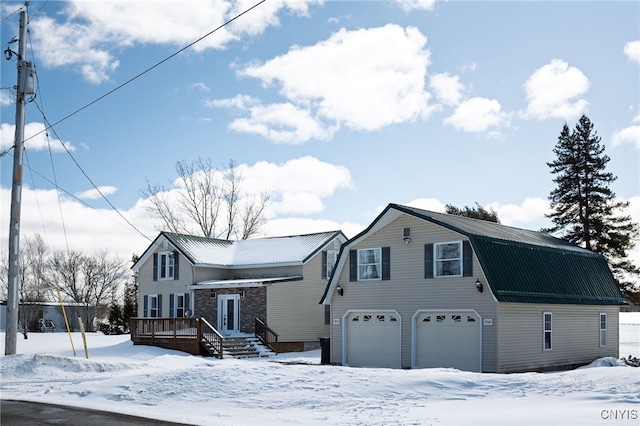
[131,317,197,339]
[254,317,279,354]
[130,317,223,357]
[198,317,224,358]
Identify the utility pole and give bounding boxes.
[5,5,34,355]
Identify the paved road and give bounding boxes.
[1,400,195,425]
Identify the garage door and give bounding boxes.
[415,311,481,372]
[345,311,401,368]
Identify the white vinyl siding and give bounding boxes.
[330,215,496,370]
[599,313,607,347]
[497,304,619,373]
[266,256,328,343]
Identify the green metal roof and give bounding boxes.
[391,204,627,306]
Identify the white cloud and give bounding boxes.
[444,97,509,133]
[0,92,12,107]
[486,198,551,228]
[429,73,464,106]
[406,198,447,213]
[0,122,74,152]
[189,82,211,93]
[240,156,354,215]
[232,24,434,140]
[624,40,640,64]
[522,59,590,120]
[29,0,320,83]
[207,94,261,109]
[264,217,363,239]
[394,0,437,12]
[76,186,118,200]
[0,186,159,258]
[227,102,338,144]
[612,125,640,149]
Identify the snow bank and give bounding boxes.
[0,313,638,425]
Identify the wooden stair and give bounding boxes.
[223,335,275,359]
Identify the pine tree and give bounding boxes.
[445,202,499,223]
[545,115,639,303]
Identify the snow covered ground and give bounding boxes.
[1,313,639,426]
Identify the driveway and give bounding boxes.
[1,400,194,425]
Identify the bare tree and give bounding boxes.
[49,250,85,302]
[48,250,129,331]
[17,235,50,337]
[240,191,270,239]
[141,158,271,239]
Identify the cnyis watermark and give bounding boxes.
[600,409,638,421]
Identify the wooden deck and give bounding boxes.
[130,317,224,357]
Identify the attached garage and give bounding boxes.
[413,310,481,372]
[344,311,401,368]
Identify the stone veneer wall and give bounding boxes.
[193,286,266,334]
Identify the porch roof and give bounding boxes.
[189,275,303,289]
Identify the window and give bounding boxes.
[543,312,552,350]
[326,250,338,279]
[358,248,382,280]
[425,241,472,279]
[599,313,607,347]
[435,242,462,277]
[350,247,390,281]
[146,294,160,318]
[171,293,189,318]
[157,251,175,280]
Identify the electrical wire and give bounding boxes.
[5,0,268,246]
[33,100,152,242]
[23,0,267,145]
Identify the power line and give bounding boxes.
[33,99,152,242]
[23,0,267,144]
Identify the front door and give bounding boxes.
[218,294,240,335]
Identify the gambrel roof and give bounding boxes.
[133,230,345,270]
[321,203,627,306]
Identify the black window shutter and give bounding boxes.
[153,253,158,281]
[349,250,357,281]
[143,295,149,317]
[424,244,433,279]
[173,251,179,280]
[324,304,330,325]
[169,294,174,318]
[158,294,163,317]
[463,241,473,277]
[382,247,390,280]
[321,251,327,279]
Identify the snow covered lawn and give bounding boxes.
[1,313,639,425]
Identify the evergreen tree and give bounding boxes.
[545,115,639,303]
[122,277,138,332]
[445,202,499,223]
[108,301,124,333]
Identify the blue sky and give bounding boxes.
[1,0,639,260]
